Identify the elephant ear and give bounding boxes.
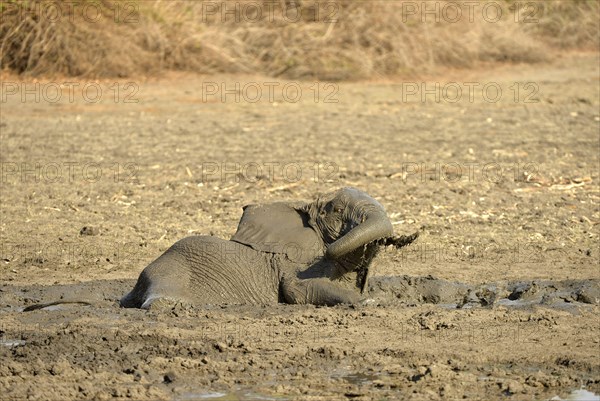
[231,202,325,263]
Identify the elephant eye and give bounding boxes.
[334,207,343,214]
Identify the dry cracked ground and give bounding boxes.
[0,52,599,400]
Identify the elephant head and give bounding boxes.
[299,187,394,288]
[302,187,394,261]
[231,187,395,291]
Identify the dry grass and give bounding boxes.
[0,0,598,79]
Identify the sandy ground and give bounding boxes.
[0,52,599,400]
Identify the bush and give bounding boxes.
[1,0,598,79]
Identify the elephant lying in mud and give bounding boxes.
[121,187,417,309]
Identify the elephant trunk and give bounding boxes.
[325,210,393,260]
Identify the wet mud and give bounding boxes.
[2,276,598,313]
[1,276,599,401]
[367,276,600,309]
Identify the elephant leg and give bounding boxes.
[120,248,192,309]
[280,276,361,306]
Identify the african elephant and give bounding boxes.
[121,187,413,309]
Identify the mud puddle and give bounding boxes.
[330,367,388,386]
[550,389,600,401]
[176,389,289,400]
[0,339,26,347]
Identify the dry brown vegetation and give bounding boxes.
[0,0,598,79]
